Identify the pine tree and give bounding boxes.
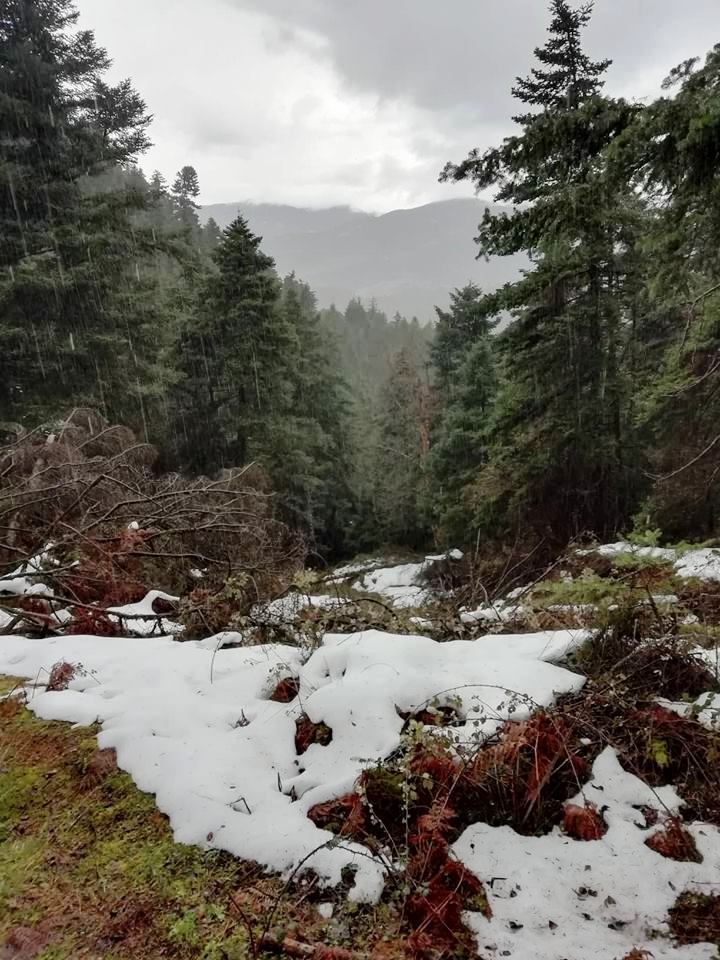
[441,0,642,543]
[432,285,494,400]
[201,217,222,254]
[0,0,158,426]
[511,0,611,112]
[429,337,497,543]
[171,215,293,473]
[615,47,720,537]
[370,350,432,547]
[263,279,354,552]
[171,165,201,230]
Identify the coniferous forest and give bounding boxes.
[3,0,719,565]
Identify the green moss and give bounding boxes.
[0,765,43,832]
[0,685,398,958]
[0,837,46,902]
[0,674,23,696]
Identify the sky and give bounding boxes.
[77,0,717,213]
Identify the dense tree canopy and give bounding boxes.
[1,0,719,561]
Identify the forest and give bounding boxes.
[2,0,719,565]
[2,2,720,960]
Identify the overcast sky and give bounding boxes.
[77,0,716,212]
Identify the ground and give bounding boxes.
[0,676,402,960]
[4,543,720,959]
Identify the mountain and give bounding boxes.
[199,198,525,323]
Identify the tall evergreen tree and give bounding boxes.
[171,165,201,230]
[615,47,720,536]
[171,215,292,473]
[429,337,497,543]
[441,0,642,543]
[0,0,158,426]
[263,279,354,553]
[511,0,610,112]
[369,350,432,548]
[432,284,493,400]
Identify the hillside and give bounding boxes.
[199,198,526,322]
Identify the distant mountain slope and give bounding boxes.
[199,198,525,323]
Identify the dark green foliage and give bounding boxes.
[440,0,643,545]
[0,0,162,427]
[365,349,432,548]
[431,284,493,400]
[264,279,355,554]
[171,215,291,472]
[5,0,720,564]
[613,47,720,538]
[429,337,497,544]
[171,165,201,231]
[511,0,611,113]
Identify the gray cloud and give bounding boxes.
[228,0,718,119]
[78,0,718,211]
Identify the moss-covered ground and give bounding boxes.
[0,677,401,960]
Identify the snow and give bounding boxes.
[251,593,348,625]
[546,603,597,615]
[675,548,720,582]
[0,626,586,903]
[328,558,382,580]
[455,747,720,960]
[107,590,182,637]
[657,692,720,732]
[584,541,720,582]
[0,546,57,597]
[353,550,462,608]
[591,541,677,561]
[355,561,432,608]
[426,548,464,562]
[461,600,526,624]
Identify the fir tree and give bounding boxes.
[263,281,354,552]
[441,0,642,542]
[615,47,720,537]
[171,165,201,230]
[172,215,292,472]
[0,0,158,426]
[512,0,611,112]
[432,284,493,400]
[429,337,497,543]
[370,350,432,547]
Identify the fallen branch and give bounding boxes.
[258,934,365,959]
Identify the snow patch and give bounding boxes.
[354,550,461,608]
[455,747,720,960]
[0,626,586,902]
[251,593,348,625]
[107,590,182,637]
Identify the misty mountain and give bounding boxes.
[199,198,526,322]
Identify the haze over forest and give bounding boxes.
[199,198,525,322]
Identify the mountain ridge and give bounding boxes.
[199,197,525,322]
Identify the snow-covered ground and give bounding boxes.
[251,592,349,625]
[588,541,720,581]
[3,541,720,957]
[354,549,462,608]
[457,747,720,960]
[0,626,584,905]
